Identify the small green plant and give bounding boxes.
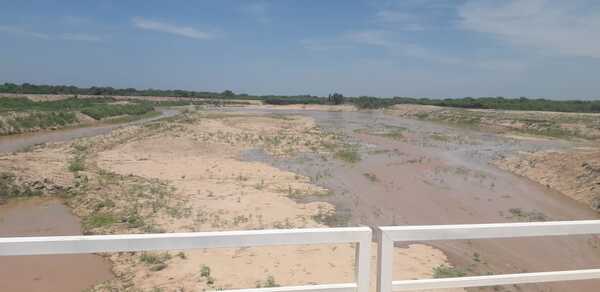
[200,265,211,278]
[334,149,361,163]
[149,263,168,272]
[432,264,466,278]
[312,208,351,227]
[199,265,215,285]
[140,252,172,269]
[256,275,279,288]
[473,252,481,262]
[68,155,86,172]
[507,208,548,222]
[83,213,117,229]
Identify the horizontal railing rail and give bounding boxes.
[4,221,600,291]
[0,227,372,292]
[376,220,600,292]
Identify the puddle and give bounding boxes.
[0,197,113,291]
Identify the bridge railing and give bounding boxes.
[0,227,372,292]
[376,220,600,292]
[3,221,600,292]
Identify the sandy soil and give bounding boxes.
[0,109,462,291]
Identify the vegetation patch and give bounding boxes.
[255,276,279,288]
[506,208,548,222]
[312,208,351,227]
[0,96,156,135]
[334,148,361,163]
[432,264,467,278]
[82,213,118,229]
[0,172,43,199]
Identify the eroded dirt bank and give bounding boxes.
[0,108,463,291]
[495,148,600,211]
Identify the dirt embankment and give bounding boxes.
[0,111,95,135]
[387,104,600,140]
[495,149,600,210]
[0,110,463,291]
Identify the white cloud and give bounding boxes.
[60,33,102,42]
[344,30,392,47]
[0,25,103,42]
[132,17,214,40]
[0,25,50,39]
[300,39,351,51]
[459,0,600,58]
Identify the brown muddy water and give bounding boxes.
[236,108,600,292]
[0,198,113,291]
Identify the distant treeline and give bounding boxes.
[390,96,600,113]
[0,82,224,99]
[2,83,600,113]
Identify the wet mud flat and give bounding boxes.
[0,198,113,292]
[238,108,600,292]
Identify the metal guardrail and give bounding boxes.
[376,220,600,292]
[0,227,372,292]
[3,221,600,291]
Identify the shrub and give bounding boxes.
[68,156,85,172]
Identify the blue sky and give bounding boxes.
[1,0,600,99]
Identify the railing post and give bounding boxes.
[376,227,393,292]
[355,229,371,292]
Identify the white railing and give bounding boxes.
[3,221,600,292]
[0,227,372,292]
[376,220,600,292]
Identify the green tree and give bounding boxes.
[221,90,235,97]
[328,92,344,105]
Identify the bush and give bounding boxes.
[68,155,86,172]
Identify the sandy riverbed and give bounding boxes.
[0,108,463,291]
